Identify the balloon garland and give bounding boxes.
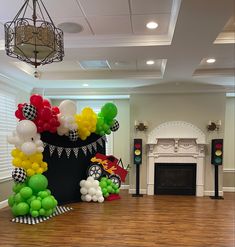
[7,94,119,217]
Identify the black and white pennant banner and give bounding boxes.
[43,136,105,159]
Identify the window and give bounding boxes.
[76,100,113,155]
[0,92,17,180]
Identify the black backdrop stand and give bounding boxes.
[132,164,143,197]
[41,132,105,205]
[210,165,224,200]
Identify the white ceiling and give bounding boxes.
[0,0,234,95]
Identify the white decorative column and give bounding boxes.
[147,121,207,197]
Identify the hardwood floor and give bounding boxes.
[0,191,234,247]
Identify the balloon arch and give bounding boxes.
[7,94,121,218]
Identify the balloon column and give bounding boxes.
[7,94,119,216]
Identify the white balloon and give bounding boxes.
[92,195,98,202]
[80,187,88,195]
[85,194,92,202]
[98,196,104,203]
[96,190,102,197]
[87,176,94,182]
[16,120,37,140]
[84,181,92,189]
[80,180,85,187]
[92,180,99,188]
[88,187,96,196]
[81,195,86,201]
[21,142,37,155]
[59,100,77,116]
[36,146,44,153]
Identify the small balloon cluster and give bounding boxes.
[99,177,120,198]
[15,94,60,133]
[8,174,57,217]
[96,103,119,136]
[80,177,104,203]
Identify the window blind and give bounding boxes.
[0,92,17,179]
[77,100,113,155]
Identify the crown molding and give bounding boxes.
[193,68,235,77]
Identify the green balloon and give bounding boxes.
[46,189,51,195]
[99,181,107,188]
[28,174,48,193]
[104,192,109,198]
[113,184,119,190]
[15,193,24,203]
[44,209,53,217]
[37,197,42,201]
[31,210,39,217]
[107,185,113,193]
[11,204,18,216]
[30,199,41,210]
[40,191,49,199]
[13,183,26,193]
[27,195,36,205]
[101,177,107,182]
[8,195,15,207]
[101,103,117,120]
[42,197,54,210]
[115,188,120,194]
[20,187,33,199]
[106,179,112,185]
[102,188,107,195]
[39,208,46,216]
[16,202,29,215]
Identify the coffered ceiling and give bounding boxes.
[0,0,234,95]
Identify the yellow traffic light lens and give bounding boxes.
[135,150,141,155]
[215,150,222,156]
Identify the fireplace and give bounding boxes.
[154,163,196,195]
[147,121,206,197]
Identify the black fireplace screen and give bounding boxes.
[154,163,196,195]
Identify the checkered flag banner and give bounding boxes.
[22,104,37,120]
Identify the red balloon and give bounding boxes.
[30,94,43,109]
[43,99,51,108]
[43,122,50,131]
[50,127,57,133]
[15,110,24,120]
[49,118,57,125]
[55,120,60,127]
[52,106,60,115]
[37,126,44,133]
[37,120,44,127]
[40,107,52,121]
[18,103,25,111]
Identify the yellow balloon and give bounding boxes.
[11,149,20,158]
[27,168,35,177]
[12,158,22,167]
[36,167,44,174]
[32,162,39,170]
[22,160,31,169]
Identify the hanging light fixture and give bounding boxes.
[4,0,64,68]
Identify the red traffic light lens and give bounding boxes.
[215,143,222,149]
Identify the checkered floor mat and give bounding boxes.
[11,206,73,225]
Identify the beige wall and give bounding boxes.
[223,97,235,189]
[0,81,30,202]
[130,93,226,193]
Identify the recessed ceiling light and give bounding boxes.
[146,21,158,29]
[146,60,155,65]
[82,83,89,87]
[206,58,216,63]
[57,22,83,33]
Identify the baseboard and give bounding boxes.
[0,200,8,209]
[120,185,129,190]
[129,189,147,194]
[223,187,235,192]
[204,191,223,196]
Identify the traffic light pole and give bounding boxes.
[132,164,143,197]
[210,165,224,200]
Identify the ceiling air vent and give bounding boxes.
[79,60,110,70]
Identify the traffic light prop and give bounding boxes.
[132,139,143,197]
[210,139,224,200]
[211,139,223,165]
[134,139,142,165]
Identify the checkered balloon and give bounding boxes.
[22,104,37,120]
[69,129,79,141]
[110,119,119,132]
[12,168,27,183]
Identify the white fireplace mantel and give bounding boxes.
[147,121,207,196]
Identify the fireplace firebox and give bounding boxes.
[154,163,196,195]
